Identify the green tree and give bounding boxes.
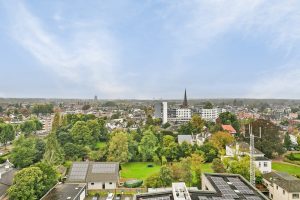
[191,114,205,133]
[8,167,44,200]
[139,130,159,161]
[70,121,93,145]
[34,162,58,195]
[159,165,173,187]
[218,112,240,132]
[178,122,193,135]
[20,120,37,136]
[0,123,15,147]
[203,101,213,109]
[162,135,178,161]
[86,119,101,141]
[210,131,235,153]
[107,132,130,163]
[9,136,37,168]
[43,133,64,165]
[178,141,192,158]
[180,157,193,186]
[212,158,226,173]
[52,112,61,132]
[284,132,292,150]
[64,143,87,160]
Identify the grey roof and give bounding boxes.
[254,157,270,161]
[263,171,300,192]
[41,183,86,200]
[178,135,193,144]
[229,142,264,155]
[67,162,119,183]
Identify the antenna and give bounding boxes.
[245,124,262,186]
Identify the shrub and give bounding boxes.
[124,180,143,188]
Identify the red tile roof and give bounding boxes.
[222,124,237,134]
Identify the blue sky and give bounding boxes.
[1,0,300,99]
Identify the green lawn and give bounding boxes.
[294,153,300,159]
[272,162,300,176]
[121,162,213,181]
[121,162,161,180]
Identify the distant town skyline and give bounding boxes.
[1,1,300,99]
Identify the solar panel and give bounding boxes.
[245,196,262,200]
[227,177,254,195]
[92,163,116,173]
[69,163,89,180]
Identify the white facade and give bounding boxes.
[200,108,225,122]
[88,182,117,190]
[162,102,168,124]
[263,179,300,200]
[255,160,272,174]
[176,108,191,121]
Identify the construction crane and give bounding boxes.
[245,124,261,186]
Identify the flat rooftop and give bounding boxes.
[136,173,268,200]
[41,183,86,200]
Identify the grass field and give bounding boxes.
[121,162,161,180]
[121,162,213,181]
[294,153,300,159]
[272,161,300,176]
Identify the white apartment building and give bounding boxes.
[176,108,191,121]
[263,172,300,200]
[199,108,226,122]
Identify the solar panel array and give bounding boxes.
[144,196,171,200]
[227,177,254,195]
[69,163,88,180]
[245,196,262,200]
[92,163,116,173]
[210,177,239,199]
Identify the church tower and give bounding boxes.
[182,89,188,108]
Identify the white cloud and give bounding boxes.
[3,1,129,98]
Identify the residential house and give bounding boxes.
[67,162,120,190]
[225,142,271,174]
[263,172,300,200]
[222,124,237,135]
[0,160,18,199]
[41,183,86,200]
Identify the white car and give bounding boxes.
[106,193,114,200]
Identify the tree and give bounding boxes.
[64,143,87,160]
[180,157,193,186]
[284,132,292,150]
[8,167,45,200]
[159,165,173,187]
[218,112,240,132]
[107,132,130,163]
[43,133,64,165]
[178,122,193,135]
[196,143,218,162]
[145,173,161,188]
[86,119,101,142]
[203,101,213,109]
[34,138,46,163]
[20,120,37,136]
[251,119,285,158]
[139,130,159,161]
[52,112,61,132]
[210,131,235,153]
[31,104,54,115]
[70,121,93,145]
[178,141,192,158]
[191,115,205,133]
[162,135,178,161]
[34,162,58,195]
[9,136,37,168]
[212,158,226,173]
[82,104,91,110]
[0,123,15,147]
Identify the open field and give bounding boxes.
[272,161,300,176]
[293,153,300,159]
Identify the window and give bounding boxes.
[91,183,94,185]
[283,190,285,195]
[276,186,278,190]
[293,194,300,199]
[264,162,268,167]
[109,182,112,185]
[259,162,261,167]
[270,194,273,199]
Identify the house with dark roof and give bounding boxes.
[41,183,86,200]
[225,142,271,174]
[0,160,18,199]
[263,171,300,200]
[135,173,268,200]
[67,162,119,190]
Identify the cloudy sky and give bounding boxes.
[1,0,300,99]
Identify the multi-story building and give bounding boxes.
[199,108,226,122]
[263,172,300,200]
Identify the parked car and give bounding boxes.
[115,194,121,200]
[106,193,114,200]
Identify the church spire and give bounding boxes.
[182,89,188,108]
